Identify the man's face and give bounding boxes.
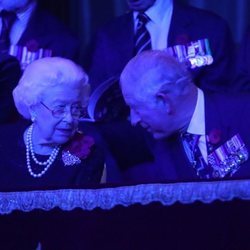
[0,0,32,12]
[127,0,156,11]
[122,85,179,139]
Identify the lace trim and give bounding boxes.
[1,180,250,214]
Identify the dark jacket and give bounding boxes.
[0,53,21,123]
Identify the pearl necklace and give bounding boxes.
[25,124,61,178]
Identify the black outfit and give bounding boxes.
[0,120,104,191]
[0,120,104,249]
[233,27,250,91]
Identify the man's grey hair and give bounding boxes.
[120,50,194,100]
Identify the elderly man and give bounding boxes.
[120,50,250,182]
[86,0,234,182]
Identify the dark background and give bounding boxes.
[1,199,250,249]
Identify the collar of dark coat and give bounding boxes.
[204,91,230,151]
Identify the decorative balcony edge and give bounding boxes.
[1,180,250,214]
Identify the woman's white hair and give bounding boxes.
[13,57,90,119]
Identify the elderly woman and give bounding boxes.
[0,57,104,190]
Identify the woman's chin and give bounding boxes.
[152,130,170,140]
[52,134,73,145]
[53,129,74,144]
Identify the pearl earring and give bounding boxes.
[31,116,36,122]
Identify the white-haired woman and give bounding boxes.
[0,57,104,190]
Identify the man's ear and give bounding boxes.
[156,92,172,114]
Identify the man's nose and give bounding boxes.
[130,109,140,126]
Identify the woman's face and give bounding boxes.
[32,85,83,146]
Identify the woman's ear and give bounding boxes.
[29,105,37,122]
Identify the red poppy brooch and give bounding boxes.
[207,129,222,145]
[62,132,95,166]
[206,128,222,153]
[26,39,40,52]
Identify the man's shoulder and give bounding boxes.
[204,91,250,122]
[205,91,250,103]
[96,11,133,34]
[28,8,77,39]
[22,7,79,59]
[173,2,228,26]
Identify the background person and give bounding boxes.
[0,0,80,67]
[87,0,234,91]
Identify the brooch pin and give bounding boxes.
[61,132,95,166]
[62,150,81,166]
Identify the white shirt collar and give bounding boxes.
[187,88,206,136]
[133,0,173,23]
[146,0,173,24]
[132,0,173,49]
[16,1,37,27]
[9,1,37,44]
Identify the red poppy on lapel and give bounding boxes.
[207,129,222,145]
[26,39,40,52]
[63,131,95,160]
[175,34,190,45]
